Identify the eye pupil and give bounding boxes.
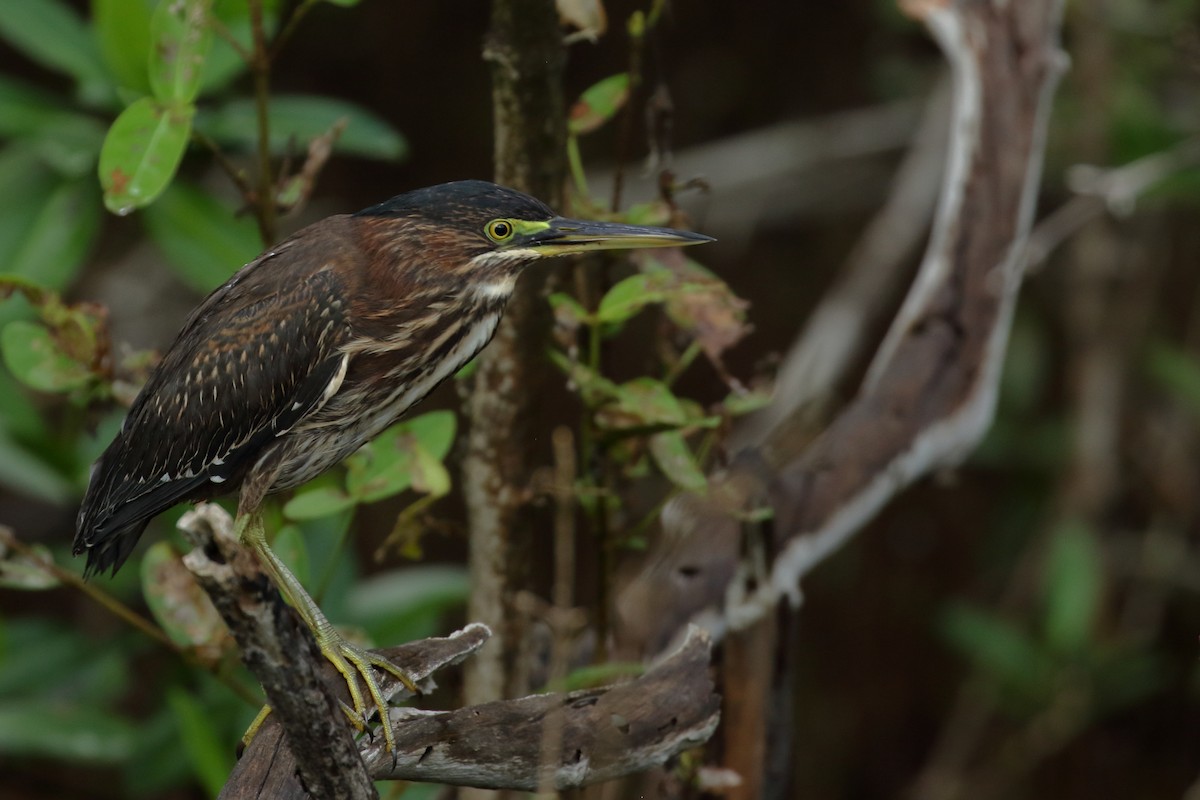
[493,221,511,238]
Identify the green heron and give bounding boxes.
[74,179,713,750]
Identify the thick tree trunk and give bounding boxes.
[463,0,566,717]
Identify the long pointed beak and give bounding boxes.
[527,217,715,255]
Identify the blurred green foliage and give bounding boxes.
[0,1,468,797]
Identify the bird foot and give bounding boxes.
[318,629,418,755]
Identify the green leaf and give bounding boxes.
[410,410,457,461]
[196,94,407,161]
[0,429,76,503]
[200,0,280,95]
[99,96,194,215]
[0,149,57,263]
[149,0,213,104]
[143,181,261,292]
[940,603,1053,701]
[283,486,356,521]
[1,320,93,392]
[1145,340,1200,420]
[345,565,468,644]
[273,524,310,588]
[722,386,772,416]
[410,442,451,496]
[548,349,621,404]
[0,75,71,138]
[28,114,108,178]
[599,377,690,429]
[548,291,590,331]
[595,272,670,324]
[555,662,644,692]
[1042,519,1102,654]
[346,411,456,503]
[0,0,110,92]
[2,178,102,289]
[568,73,630,136]
[93,0,154,94]
[167,686,232,797]
[648,430,708,491]
[0,703,135,762]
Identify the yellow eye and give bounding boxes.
[486,219,515,242]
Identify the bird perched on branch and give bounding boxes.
[74,179,713,751]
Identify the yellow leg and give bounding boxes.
[235,512,417,754]
[241,705,273,750]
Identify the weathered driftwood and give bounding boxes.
[615,0,1069,654]
[178,505,718,799]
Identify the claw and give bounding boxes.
[316,630,416,754]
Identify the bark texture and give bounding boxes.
[463,0,567,711]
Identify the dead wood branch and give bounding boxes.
[363,625,719,790]
[178,505,718,798]
[616,0,1068,656]
[178,503,380,800]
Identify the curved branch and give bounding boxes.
[616,0,1069,655]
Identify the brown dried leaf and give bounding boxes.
[637,249,752,362]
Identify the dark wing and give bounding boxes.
[75,238,355,576]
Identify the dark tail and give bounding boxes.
[73,517,152,578]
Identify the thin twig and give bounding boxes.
[0,527,261,707]
[248,0,278,245]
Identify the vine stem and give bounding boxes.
[0,528,261,707]
[248,0,277,245]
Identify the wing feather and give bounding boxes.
[75,235,357,576]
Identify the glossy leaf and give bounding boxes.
[196,94,407,161]
[0,0,109,90]
[149,0,213,104]
[143,181,261,291]
[569,73,629,136]
[283,486,356,521]
[648,430,707,491]
[99,97,194,215]
[595,271,671,324]
[1042,519,1102,654]
[93,0,154,94]
[346,411,456,503]
[1,320,93,392]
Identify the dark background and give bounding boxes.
[2,1,1199,798]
